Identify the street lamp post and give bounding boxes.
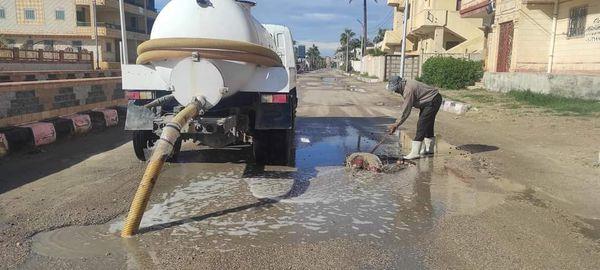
[345,35,350,73]
[356,19,364,58]
[399,0,409,78]
[92,0,100,69]
[118,0,129,65]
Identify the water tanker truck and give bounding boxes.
[122,0,297,165]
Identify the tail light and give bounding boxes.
[126,91,155,100]
[261,94,288,104]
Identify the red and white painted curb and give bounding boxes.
[0,133,8,157]
[19,122,57,147]
[0,107,123,158]
[62,114,93,135]
[442,99,471,115]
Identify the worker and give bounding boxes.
[387,76,442,160]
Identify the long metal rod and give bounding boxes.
[119,0,129,64]
[399,0,409,78]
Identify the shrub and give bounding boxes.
[339,63,353,72]
[420,56,483,89]
[367,48,386,56]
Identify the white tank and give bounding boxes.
[149,0,276,107]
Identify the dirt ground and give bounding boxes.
[0,69,598,269]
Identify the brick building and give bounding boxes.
[0,0,157,69]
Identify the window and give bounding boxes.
[72,41,83,52]
[129,16,137,30]
[76,9,85,22]
[106,42,112,52]
[0,8,5,19]
[24,9,35,20]
[55,9,65,20]
[567,6,587,38]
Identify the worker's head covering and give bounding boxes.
[387,76,405,94]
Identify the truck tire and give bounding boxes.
[133,130,156,161]
[133,130,181,162]
[253,129,295,166]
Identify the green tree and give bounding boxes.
[373,28,386,44]
[306,44,323,70]
[338,29,362,62]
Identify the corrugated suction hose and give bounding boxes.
[121,98,205,238]
[136,38,283,67]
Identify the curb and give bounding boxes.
[339,71,383,83]
[441,99,471,115]
[0,106,126,158]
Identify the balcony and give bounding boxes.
[74,0,157,17]
[381,30,415,53]
[412,9,448,35]
[459,0,491,18]
[75,22,149,40]
[387,0,405,11]
[522,0,555,3]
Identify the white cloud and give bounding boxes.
[291,12,348,21]
[298,40,340,55]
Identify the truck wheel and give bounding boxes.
[133,130,156,161]
[253,129,295,166]
[133,131,181,162]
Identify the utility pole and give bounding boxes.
[356,19,364,57]
[399,0,409,78]
[345,35,350,73]
[118,0,129,64]
[362,0,367,56]
[92,0,100,69]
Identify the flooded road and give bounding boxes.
[3,70,599,269]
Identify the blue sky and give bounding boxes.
[155,0,393,56]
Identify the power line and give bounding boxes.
[368,9,393,31]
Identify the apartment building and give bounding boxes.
[0,0,157,69]
[461,0,600,75]
[382,0,484,55]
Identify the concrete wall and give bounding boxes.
[359,56,386,80]
[0,77,126,127]
[483,72,600,100]
[0,62,93,72]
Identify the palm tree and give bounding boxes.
[373,28,387,44]
[306,44,322,70]
[339,29,355,71]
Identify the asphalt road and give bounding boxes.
[1,70,598,269]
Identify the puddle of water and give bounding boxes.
[32,225,122,259]
[321,77,337,84]
[30,121,508,263]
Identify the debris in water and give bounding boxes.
[346,153,383,172]
[300,137,311,144]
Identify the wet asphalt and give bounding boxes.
[2,70,599,269]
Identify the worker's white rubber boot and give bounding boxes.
[404,141,423,160]
[421,137,435,156]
